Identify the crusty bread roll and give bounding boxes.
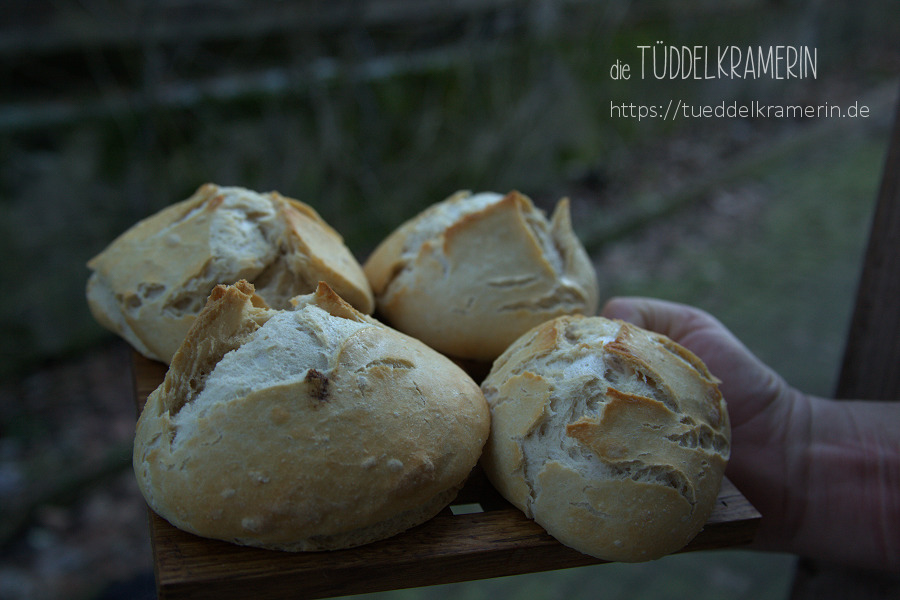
[133,280,490,551]
[87,183,374,364]
[363,190,599,362]
[480,314,730,562]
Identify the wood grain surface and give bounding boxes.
[835,83,900,402]
[131,351,761,600]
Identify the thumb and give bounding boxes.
[601,296,702,342]
[600,296,645,325]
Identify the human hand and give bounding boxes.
[601,297,798,432]
[601,296,900,571]
[601,296,811,554]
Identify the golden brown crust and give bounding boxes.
[277,200,374,314]
[133,281,490,551]
[362,190,599,362]
[480,315,730,562]
[161,280,275,416]
[87,184,374,364]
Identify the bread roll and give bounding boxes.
[363,190,599,362]
[133,280,490,551]
[480,314,730,562]
[87,183,374,364]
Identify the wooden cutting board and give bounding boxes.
[131,351,760,600]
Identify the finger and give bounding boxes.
[601,296,703,341]
[600,296,645,325]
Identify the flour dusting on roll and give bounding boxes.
[363,190,599,362]
[480,314,730,562]
[133,280,490,551]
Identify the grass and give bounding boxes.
[333,550,798,600]
[600,123,885,396]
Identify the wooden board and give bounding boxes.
[131,351,761,600]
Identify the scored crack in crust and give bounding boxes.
[362,190,600,362]
[480,314,730,562]
[87,183,374,364]
[133,280,491,551]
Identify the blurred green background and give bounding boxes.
[1,1,897,598]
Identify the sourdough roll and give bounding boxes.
[133,280,490,551]
[363,190,599,362]
[480,314,730,562]
[87,183,374,364]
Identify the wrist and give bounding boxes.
[790,396,900,570]
[726,385,813,554]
